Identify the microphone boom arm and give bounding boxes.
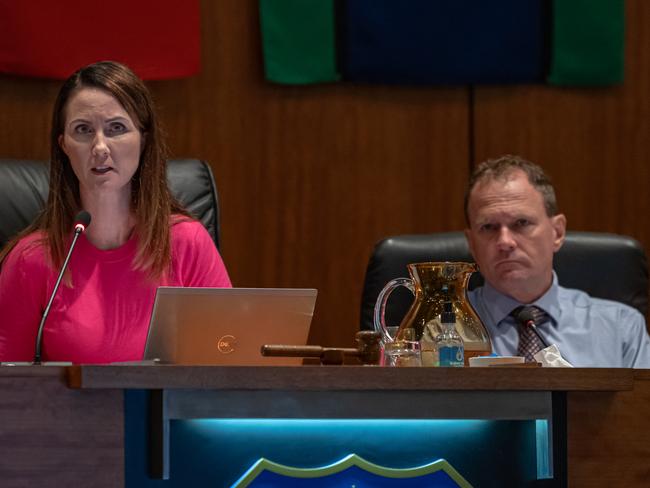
[32,212,90,365]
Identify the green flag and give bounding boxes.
[259,0,339,84]
[548,0,625,85]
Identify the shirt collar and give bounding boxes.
[481,272,561,327]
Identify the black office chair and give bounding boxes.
[0,159,221,249]
[360,231,649,331]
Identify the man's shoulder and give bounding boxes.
[556,284,642,318]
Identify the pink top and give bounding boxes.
[0,220,231,363]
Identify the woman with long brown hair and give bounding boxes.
[0,61,231,363]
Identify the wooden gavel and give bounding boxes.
[261,330,382,365]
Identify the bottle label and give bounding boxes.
[439,346,464,367]
[419,340,437,367]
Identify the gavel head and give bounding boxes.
[355,330,382,365]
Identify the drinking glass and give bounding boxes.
[383,339,422,367]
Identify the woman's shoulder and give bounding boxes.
[2,231,50,270]
[167,215,229,286]
[170,216,214,246]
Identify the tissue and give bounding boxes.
[534,344,573,367]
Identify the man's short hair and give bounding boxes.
[464,155,558,224]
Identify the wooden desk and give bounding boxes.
[0,366,123,488]
[1,366,648,487]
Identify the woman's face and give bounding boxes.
[59,87,142,204]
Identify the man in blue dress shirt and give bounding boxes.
[464,155,650,367]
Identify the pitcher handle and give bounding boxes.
[373,277,415,344]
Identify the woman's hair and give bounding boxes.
[0,60,189,278]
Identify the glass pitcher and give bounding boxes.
[374,262,492,366]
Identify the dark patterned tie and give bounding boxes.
[511,306,548,362]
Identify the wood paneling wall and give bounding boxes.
[474,0,650,246]
[0,0,470,349]
[0,0,648,348]
[151,1,471,347]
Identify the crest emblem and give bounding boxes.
[232,454,471,487]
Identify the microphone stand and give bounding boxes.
[524,320,550,349]
[30,211,91,365]
[514,308,550,350]
[32,225,86,364]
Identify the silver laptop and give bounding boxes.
[143,287,317,365]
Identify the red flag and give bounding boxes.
[0,0,200,79]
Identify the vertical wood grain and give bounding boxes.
[0,1,470,349]
[473,0,650,249]
[147,0,471,347]
[567,373,650,486]
[0,370,123,488]
[5,0,649,350]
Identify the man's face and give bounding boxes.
[464,170,566,303]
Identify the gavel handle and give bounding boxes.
[261,345,325,358]
[261,345,359,358]
[261,331,382,365]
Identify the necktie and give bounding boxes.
[511,306,548,362]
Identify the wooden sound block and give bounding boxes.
[488,362,542,368]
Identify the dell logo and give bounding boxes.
[217,335,236,354]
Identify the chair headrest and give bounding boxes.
[0,158,221,249]
[360,231,648,331]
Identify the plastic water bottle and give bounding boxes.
[436,301,464,367]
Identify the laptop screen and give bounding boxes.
[143,287,317,365]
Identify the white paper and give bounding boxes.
[534,344,573,367]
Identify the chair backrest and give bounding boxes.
[360,231,649,331]
[0,159,221,249]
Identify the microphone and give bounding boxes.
[514,307,550,349]
[32,211,92,365]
